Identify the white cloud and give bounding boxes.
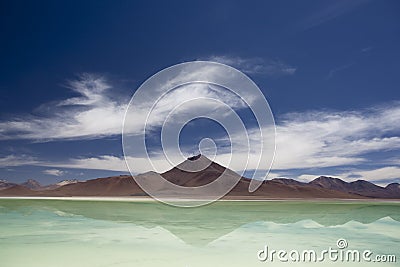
[0,70,257,141]
[361,46,373,53]
[41,155,179,174]
[271,103,400,170]
[44,99,400,177]
[299,0,370,30]
[264,172,281,179]
[0,74,127,141]
[140,83,250,131]
[0,155,39,167]
[327,62,355,79]
[43,169,65,176]
[206,103,400,173]
[198,102,400,180]
[42,156,128,172]
[204,56,296,76]
[340,166,400,184]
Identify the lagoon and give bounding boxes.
[0,199,399,266]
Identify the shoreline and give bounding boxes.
[0,196,399,203]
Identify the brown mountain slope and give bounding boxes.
[227,179,366,199]
[0,155,398,199]
[20,179,42,190]
[37,175,145,197]
[0,180,17,190]
[161,156,365,199]
[161,155,240,187]
[309,176,400,198]
[0,185,36,196]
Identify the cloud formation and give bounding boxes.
[0,154,39,167]
[340,166,400,184]
[299,0,370,30]
[10,102,396,184]
[204,56,297,76]
[271,103,400,170]
[0,73,399,184]
[0,74,127,141]
[43,169,65,176]
[327,62,355,79]
[41,155,179,175]
[0,69,256,141]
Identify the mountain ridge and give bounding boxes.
[1,155,399,199]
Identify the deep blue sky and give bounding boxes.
[1,0,400,185]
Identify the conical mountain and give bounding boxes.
[162,154,241,187]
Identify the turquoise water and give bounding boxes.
[0,199,399,266]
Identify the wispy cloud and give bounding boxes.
[40,155,179,175]
[272,103,400,170]
[340,166,400,184]
[0,74,127,141]
[299,0,370,30]
[327,62,355,79]
[209,102,400,173]
[204,56,297,76]
[0,154,39,167]
[0,70,257,141]
[361,46,373,53]
[43,169,65,176]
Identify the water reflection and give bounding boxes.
[1,199,399,246]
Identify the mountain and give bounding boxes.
[161,155,240,187]
[228,178,365,199]
[0,184,36,196]
[386,182,400,192]
[0,155,399,199]
[309,176,400,198]
[20,179,42,190]
[0,179,17,190]
[38,179,81,191]
[0,179,78,191]
[309,176,349,191]
[37,175,144,197]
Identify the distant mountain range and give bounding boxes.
[0,179,78,192]
[0,155,399,199]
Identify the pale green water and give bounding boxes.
[0,199,399,267]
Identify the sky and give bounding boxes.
[1,0,400,186]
